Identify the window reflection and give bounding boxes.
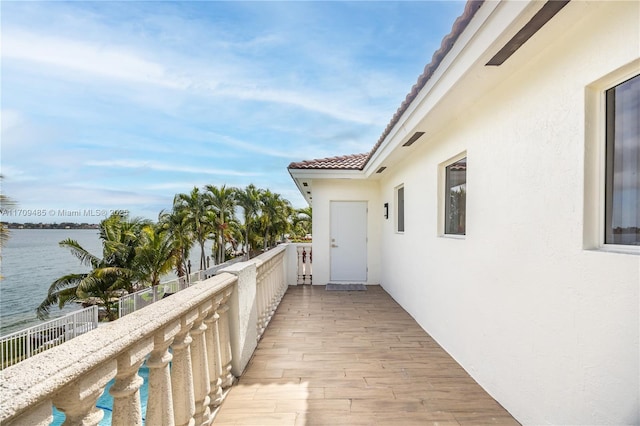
[445,158,466,235]
[605,74,640,245]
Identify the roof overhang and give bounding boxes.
[288,168,366,205]
[289,0,578,204]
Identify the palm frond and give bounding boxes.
[59,239,101,268]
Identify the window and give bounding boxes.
[445,157,466,235]
[396,185,405,232]
[605,74,640,246]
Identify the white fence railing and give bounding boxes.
[202,257,245,280]
[0,306,98,370]
[0,244,297,425]
[119,258,248,318]
[118,276,190,318]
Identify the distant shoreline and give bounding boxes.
[2,222,100,230]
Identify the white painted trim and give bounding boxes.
[584,59,640,253]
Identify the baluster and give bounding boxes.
[171,311,198,426]
[299,247,305,284]
[269,262,280,321]
[191,303,212,425]
[146,322,180,426]
[53,361,116,426]
[256,273,266,337]
[111,338,153,426]
[205,294,224,410]
[277,253,285,300]
[218,289,234,388]
[309,248,313,284]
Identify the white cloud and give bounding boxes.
[85,159,262,177]
[2,30,188,90]
[1,109,25,134]
[223,86,376,125]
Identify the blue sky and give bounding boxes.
[1,1,465,223]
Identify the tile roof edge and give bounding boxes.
[288,153,369,171]
[362,0,485,169]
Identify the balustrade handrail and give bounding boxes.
[0,273,237,423]
[0,244,297,425]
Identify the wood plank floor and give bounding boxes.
[213,285,519,426]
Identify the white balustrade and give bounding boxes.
[0,244,297,425]
[254,247,287,340]
[296,244,313,284]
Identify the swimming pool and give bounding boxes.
[51,365,149,425]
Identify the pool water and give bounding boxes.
[51,365,149,425]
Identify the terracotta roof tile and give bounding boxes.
[289,1,484,173]
[363,0,484,168]
[288,153,369,170]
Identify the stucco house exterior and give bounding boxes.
[288,1,639,425]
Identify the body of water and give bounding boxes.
[0,229,213,336]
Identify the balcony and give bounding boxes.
[0,243,516,425]
[214,285,518,425]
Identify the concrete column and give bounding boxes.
[110,338,153,426]
[218,290,234,389]
[53,360,116,426]
[171,310,198,426]
[220,262,258,376]
[204,295,224,409]
[146,321,180,426]
[191,303,212,425]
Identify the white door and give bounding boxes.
[330,201,367,282]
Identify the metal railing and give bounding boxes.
[0,306,98,369]
[118,276,190,318]
[202,256,245,280]
[118,257,248,318]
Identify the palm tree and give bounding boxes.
[205,184,237,264]
[36,214,144,321]
[292,206,312,239]
[99,214,150,292]
[234,184,262,259]
[135,224,177,287]
[258,190,292,250]
[174,187,211,270]
[158,208,193,278]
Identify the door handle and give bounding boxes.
[331,244,338,248]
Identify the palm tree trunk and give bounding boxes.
[199,241,206,271]
[245,228,250,260]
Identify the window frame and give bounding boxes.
[585,61,640,254]
[395,184,405,233]
[604,74,639,247]
[439,151,467,239]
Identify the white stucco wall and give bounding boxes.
[378,2,639,425]
[311,179,381,286]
